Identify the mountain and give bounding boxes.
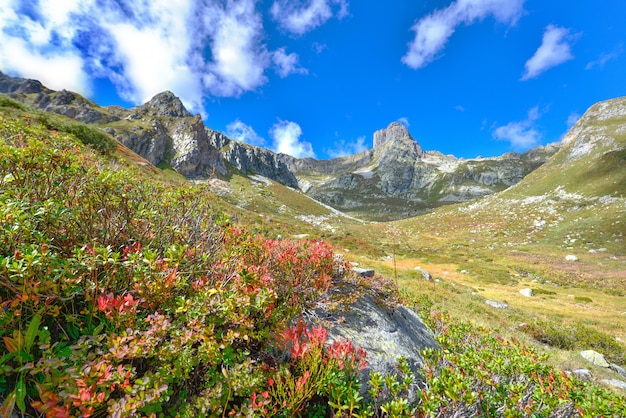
[285,122,559,220]
[1,71,558,220]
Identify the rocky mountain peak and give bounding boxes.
[144,91,192,118]
[373,121,425,160]
[373,122,414,148]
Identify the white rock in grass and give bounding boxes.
[580,350,610,367]
[571,369,592,380]
[565,254,579,262]
[414,267,432,281]
[353,268,375,278]
[519,288,534,297]
[485,300,509,309]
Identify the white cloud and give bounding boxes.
[272,48,308,78]
[325,136,367,158]
[585,45,622,70]
[270,120,316,158]
[0,0,310,115]
[492,106,542,149]
[402,0,525,69]
[397,117,410,127]
[270,0,349,35]
[455,105,465,112]
[226,119,266,146]
[101,0,205,110]
[200,0,269,98]
[0,0,92,94]
[522,25,575,80]
[566,112,580,129]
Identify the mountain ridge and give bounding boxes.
[1,71,560,220]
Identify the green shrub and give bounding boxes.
[0,94,26,110]
[419,313,626,417]
[522,319,625,365]
[34,111,115,154]
[574,296,593,303]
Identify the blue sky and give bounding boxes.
[1,0,625,159]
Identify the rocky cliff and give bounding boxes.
[0,71,294,183]
[0,71,559,220]
[296,122,559,219]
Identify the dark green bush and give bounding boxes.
[522,319,625,365]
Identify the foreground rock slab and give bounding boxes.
[309,290,439,398]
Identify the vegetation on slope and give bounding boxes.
[1,114,625,417]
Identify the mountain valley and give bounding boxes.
[1,72,625,415]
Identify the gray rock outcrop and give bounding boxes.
[295,120,557,220]
[570,369,592,380]
[414,267,432,281]
[143,91,192,118]
[373,122,423,156]
[169,116,226,177]
[486,300,509,309]
[353,268,375,278]
[310,292,439,399]
[222,141,299,188]
[602,379,626,390]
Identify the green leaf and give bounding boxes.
[53,342,72,358]
[92,322,104,336]
[24,313,42,352]
[15,375,26,412]
[0,352,14,366]
[66,323,80,341]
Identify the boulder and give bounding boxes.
[310,291,439,400]
[519,288,534,297]
[580,350,610,367]
[610,363,626,378]
[353,268,375,278]
[565,254,579,262]
[414,267,432,281]
[570,369,593,380]
[485,300,509,309]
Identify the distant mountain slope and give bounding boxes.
[1,71,559,221]
[404,96,626,258]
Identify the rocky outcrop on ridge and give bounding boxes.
[562,96,626,162]
[0,72,116,124]
[221,140,299,188]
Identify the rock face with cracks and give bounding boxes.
[310,292,439,399]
